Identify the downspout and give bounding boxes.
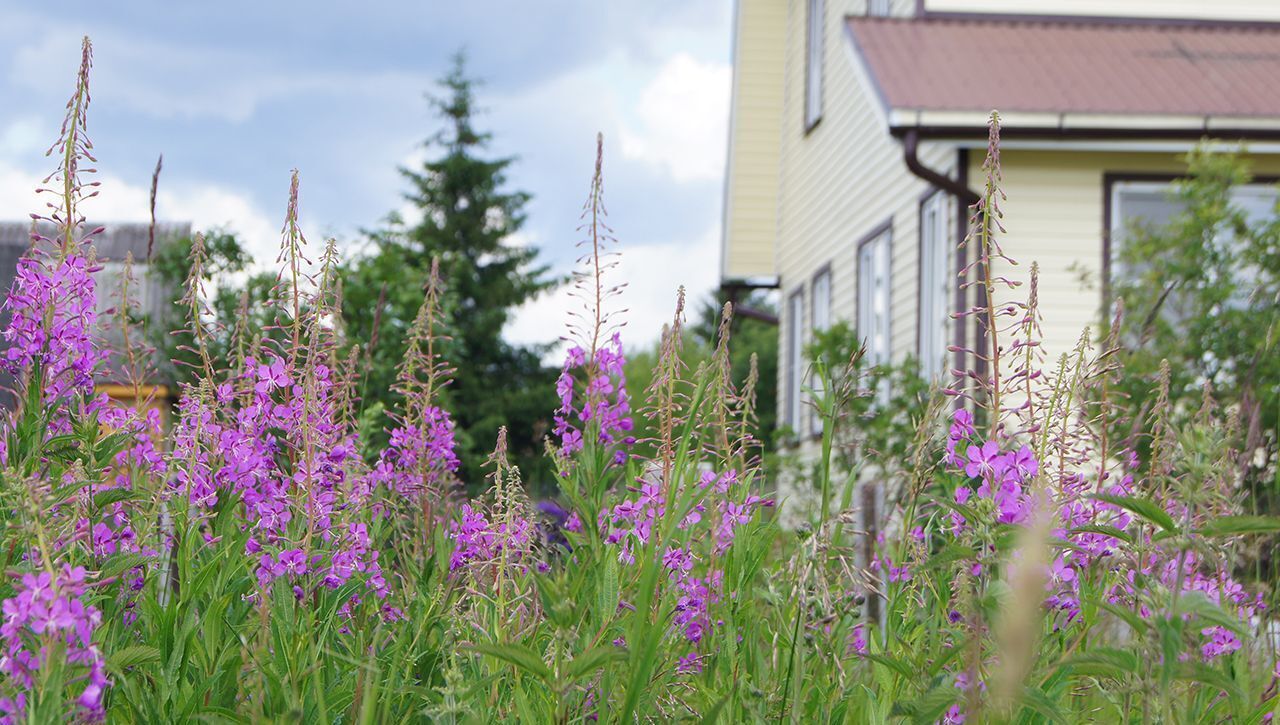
[900,129,982,398]
[722,281,781,326]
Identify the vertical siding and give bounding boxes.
[722,0,788,281]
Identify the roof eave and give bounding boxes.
[888,110,1280,142]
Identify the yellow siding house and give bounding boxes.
[721,0,1280,519]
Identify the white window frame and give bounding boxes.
[867,0,891,16]
[804,0,824,131]
[809,267,832,434]
[858,228,892,400]
[918,192,949,379]
[786,288,806,436]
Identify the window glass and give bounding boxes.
[786,289,805,435]
[805,0,824,129]
[809,268,832,433]
[1112,181,1276,311]
[858,230,891,369]
[918,192,948,379]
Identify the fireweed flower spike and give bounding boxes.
[0,40,1276,723]
[554,134,634,463]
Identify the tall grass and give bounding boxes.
[0,38,1276,723]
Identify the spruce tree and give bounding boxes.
[342,52,557,488]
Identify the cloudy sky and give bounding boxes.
[0,1,733,350]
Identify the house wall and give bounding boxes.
[967,147,1280,372]
[769,0,957,525]
[923,0,1280,22]
[722,0,788,281]
[775,0,952,430]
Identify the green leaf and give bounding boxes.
[93,486,144,508]
[1088,493,1179,532]
[1068,524,1135,545]
[1060,647,1139,679]
[464,642,553,683]
[1175,660,1244,704]
[903,682,960,725]
[926,494,982,525]
[99,552,153,581]
[1200,515,1280,538]
[1097,602,1150,636]
[1173,592,1248,636]
[1019,685,1068,724]
[108,644,161,672]
[563,644,627,684]
[863,653,914,680]
[700,693,730,724]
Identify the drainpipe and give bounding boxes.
[722,281,781,326]
[900,129,982,399]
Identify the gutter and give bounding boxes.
[891,121,1280,144]
[900,129,983,395]
[902,130,978,207]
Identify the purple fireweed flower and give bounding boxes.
[373,406,460,499]
[1201,626,1242,660]
[0,565,108,721]
[1,250,104,407]
[447,503,535,573]
[852,623,868,655]
[254,356,290,394]
[675,652,703,674]
[964,441,1001,479]
[279,549,307,576]
[554,333,634,457]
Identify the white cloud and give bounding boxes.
[0,116,46,157]
[0,160,280,265]
[504,221,719,355]
[618,53,730,184]
[8,29,430,124]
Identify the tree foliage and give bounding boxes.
[1109,146,1280,577]
[340,53,558,488]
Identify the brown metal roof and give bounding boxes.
[847,16,1280,119]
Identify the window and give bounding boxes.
[811,268,832,331]
[785,289,806,436]
[867,0,891,16]
[857,228,891,377]
[804,0,824,130]
[1110,180,1277,312]
[918,192,949,379]
[809,267,832,433]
